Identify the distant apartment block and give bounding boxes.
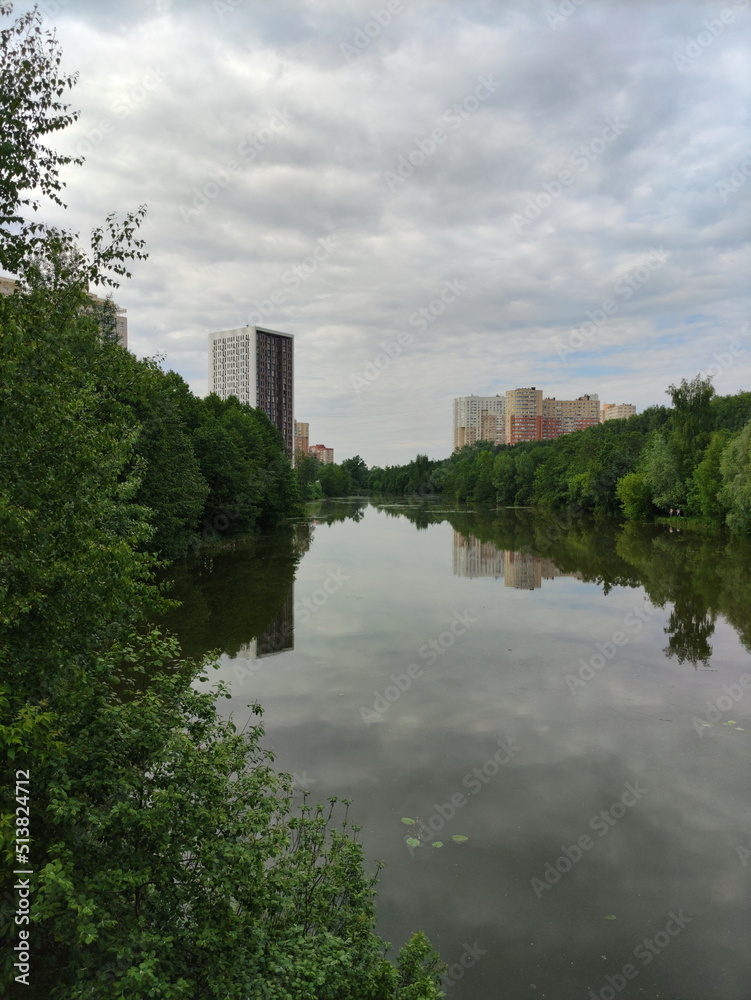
[0,275,128,347]
[294,421,309,458]
[505,387,544,445]
[601,403,636,422]
[209,325,294,454]
[543,394,600,437]
[309,443,334,464]
[453,386,601,449]
[453,395,506,449]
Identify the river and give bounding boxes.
[160,500,751,999]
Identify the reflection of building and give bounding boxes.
[238,589,295,661]
[309,443,334,464]
[452,532,505,578]
[504,551,583,589]
[1,275,128,347]
[209,325,294,453]
[453,395,506,450]
[451,531,583,589]
[601,402,636,422]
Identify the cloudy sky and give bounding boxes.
[15,0,751,465]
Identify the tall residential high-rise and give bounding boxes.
[453,395,506,450]
[542,394,600,437]
[505,387,543,445]
[294,421,309,462]
[208,325,294,454]
[601,403,636,422]
[0,275,128,347]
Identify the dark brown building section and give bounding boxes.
[256,328,293,454]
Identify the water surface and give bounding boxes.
[161,502,751,999]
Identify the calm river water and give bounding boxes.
[161,501,751,1000]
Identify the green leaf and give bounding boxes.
[604,915,617,920]
[431,841,443,848]
[401,817,415,825]
[451,835,469,843]
[406,837,421,848]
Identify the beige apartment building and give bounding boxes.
[294,421,309,461]
[543,394,600,436]
[601,403,636,422]
[0,275,128,347]
[505,387,544,445]
[309,444,334,464]
[209,325,294,454]
[453,395,506,449]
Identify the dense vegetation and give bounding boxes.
[327,382,751,535]
[0,4,444,997]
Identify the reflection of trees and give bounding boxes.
[377,503,751,669]
[307,500,367,523]
[159,527,300,660]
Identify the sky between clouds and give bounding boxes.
[13,0,751,466]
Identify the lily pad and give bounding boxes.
[724,721,737,726]
[432,841,443,848]
[604,915,617,920]
[401,818,416,825]
[406,837,421,848]
[452,835,469,843]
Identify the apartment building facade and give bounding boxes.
[1,275,128,347]
[505,387,544,445]
[601,403,636,422]
[453,395,506,449]
[208,325,294,454]
[309,444,334,464]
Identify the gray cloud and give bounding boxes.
[13,0,751,464]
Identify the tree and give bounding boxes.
[341,455,369,492]
[720,421,751,534]
[641,433,684,511]
[667,374,715,480]
[616,473,654,521]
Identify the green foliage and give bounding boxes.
[720,421,751,534]
[341,454,369,491]
[641,433,684,511]
[689,430,731,519]
[616,473,654,521]
[318,462,352,497]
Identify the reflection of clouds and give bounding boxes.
[200,505,750,997]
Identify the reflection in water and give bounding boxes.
[453,531,584,590]
[158,501,751,1000]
